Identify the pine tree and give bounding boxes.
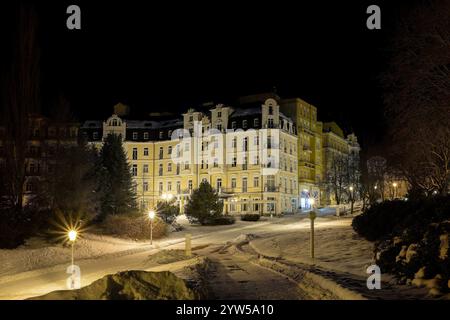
[185,180,223,225]
[98,134,137,218]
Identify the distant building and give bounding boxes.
[81,95,361,213]
[0,114,79,205]
[321,122,361,205]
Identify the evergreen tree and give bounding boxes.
[98,134,137,218]
[38,142,100,221]
[156,199,179,224]
[185,180,223,225]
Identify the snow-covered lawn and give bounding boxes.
[250,217,374,278]
[249,216,431,299]
[0,233,148,277]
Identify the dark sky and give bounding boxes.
[0,1,415,150]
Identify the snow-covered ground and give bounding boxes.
[250,217,374,277]
[248,217,430,299]
[0,213,431,300]
[0,233,148,277]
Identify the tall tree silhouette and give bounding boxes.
[1,4,40,210]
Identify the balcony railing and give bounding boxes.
[264,185,279,192]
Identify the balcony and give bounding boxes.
[264,185,279,192]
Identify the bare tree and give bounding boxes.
[383,0,450,197]
[324,153,348,205]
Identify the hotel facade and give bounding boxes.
[80,94,360,215]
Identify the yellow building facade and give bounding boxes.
[82,99,299,215]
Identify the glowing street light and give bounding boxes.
[349,186,354,192]
[392,182,398,199]
[161,193,174,201]
[309,197,315,209]
[68,229,78,267]
[148,210,156,245]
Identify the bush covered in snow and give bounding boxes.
[101,214,167,240]
[353,196,450,295]
[352,197,450,241]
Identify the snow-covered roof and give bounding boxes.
[81,121,102,128]
[230,107,261,118]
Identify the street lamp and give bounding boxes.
[392,182,398,199]
[309,197,315,209]
[161,193,174,201]
[148,209,156,245]
[68,229,77,267]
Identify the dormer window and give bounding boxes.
[242,120,248,129]
[254,118,259,127]
[159,131,164,139]
[132,132,138,140]
[268,106,273,115]
[143,132,149,140]
[217,111,222,118]
[111,119,118,126]
[232,121,236,129]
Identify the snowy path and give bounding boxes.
[205,245,308,299]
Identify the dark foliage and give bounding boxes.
[241,213,261,222]
[97,134,137,219]
[353,196,450,291]
[352,196,450,242]
[185,181,224,225]
[156,200,179,224]
[203,215,236,226]
[0,207,51,248]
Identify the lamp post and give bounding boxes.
[68,229,77,267]
[148,210,156,245]
[349,186,354,215]
[309,197,316,259]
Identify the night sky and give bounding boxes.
[0,1,416,150]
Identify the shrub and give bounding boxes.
[101,214,167,240]
[352,196,450,242]
[0,207,52,249]
[241,214,260,222]
[203,215,235,226]
[353,196,450,292]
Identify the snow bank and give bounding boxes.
[29,270,198,300]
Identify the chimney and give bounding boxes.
[113,103,130,116]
